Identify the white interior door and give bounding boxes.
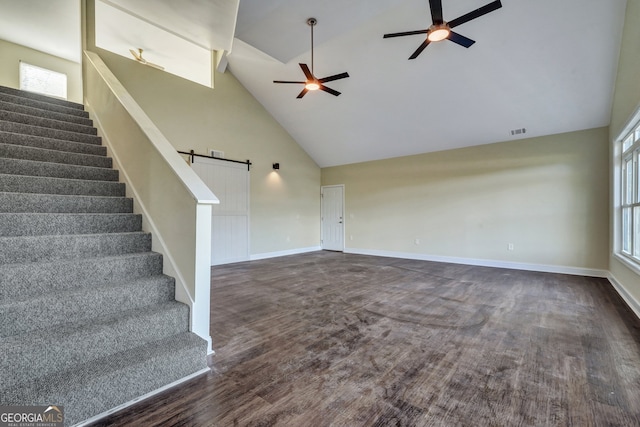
[192,157,250,265]
[321,185,344,251]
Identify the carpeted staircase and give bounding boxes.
[0,86,209,426]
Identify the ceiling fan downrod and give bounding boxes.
[307,17,317,76]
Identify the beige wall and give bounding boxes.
[85,47,320,256]
[609,0,640,305]
[322,128,609,271]
[0,39,82,103]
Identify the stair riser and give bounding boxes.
[0,253,164,302]
[0,131,106,156]
[0,213,142,237]
[1,333,207,426]
[0,100,93,126]
[0,233,151,264]
[0,120,101,145]
[0,159,119,182]
[0,110,96,135]
[1,302,188,387]
[0,277,176,338]
[0,143,111,168]
[0,86,84,110]
[0,193,132,214]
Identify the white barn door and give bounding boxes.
[192,157,250,265]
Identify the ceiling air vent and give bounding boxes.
[510,128,527,136]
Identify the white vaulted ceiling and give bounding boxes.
[1,0,628,167]
[228,0,627,167]
[0,0,82,63]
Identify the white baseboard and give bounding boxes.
[608,273,640,319]
[344,247,609,278]
[74,367,210,427]
[250,246,321,261]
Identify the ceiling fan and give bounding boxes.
[129,48,165,70]
[273,18,349,99]
[383,0,502,60]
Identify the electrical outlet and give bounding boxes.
[415,238,420,245]
[508,243,514,251]
[350,235,354,241]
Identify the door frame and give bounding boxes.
[321,184,345,251]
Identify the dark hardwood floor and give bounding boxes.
[90,252,640,426]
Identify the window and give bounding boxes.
[621,124,640,262]
[19,62,67,100]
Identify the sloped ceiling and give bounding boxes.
[0,0,81,63]
[228,0,628,167]
[0,0,628,168]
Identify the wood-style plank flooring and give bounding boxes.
[90,252,640,426]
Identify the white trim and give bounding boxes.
[614,253,640,276]
[250,246,321,261]
[344,247,609,278]
[608,273,640,320]
[74,367,210,427]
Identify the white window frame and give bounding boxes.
[618,121,640,269]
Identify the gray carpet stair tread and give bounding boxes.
[0,275,176,337]
[0,130,106,156]
[0,120,101,145]
[0,100,93,126]
[0,86,85,110]
[0,212,142,236]
[0,252,164,301]
[1,302,193,387]
[0,232,150,264]
[0,142,111,168]
[0,92,89,118]
[0,332,208,426]
[0,160,119,183]
[0,110,96,135]
[0,192,132,213]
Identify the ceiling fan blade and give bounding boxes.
[299,63,314,80]
[408,39,431,60]
[318,72,349,84]
[429,0,444,24]
[145,62,164,71]
[273,80,305,84]
[129,48,142,61]
[296,88,309,99]
[447,31,475,48]
[383,29,429,38]
[448,0,502,29]
[319,85,341,97]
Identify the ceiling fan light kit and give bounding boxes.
[305,81,320,91]
[273,17,350,99]
[427,24,450,42]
